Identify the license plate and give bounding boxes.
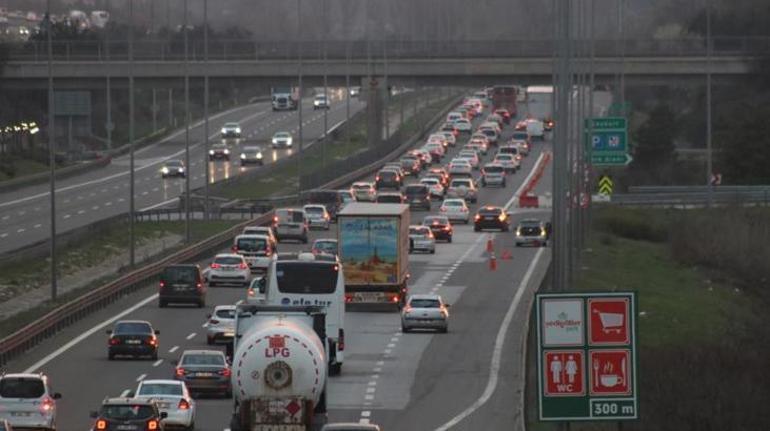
[126,339,141,344]
[158,402,170,408]
[11,412,31,417]
[174,286,188,291]
[222,267,236,271]
[117,425,137,430]
[354,292,383,302]
[196,372,214,377]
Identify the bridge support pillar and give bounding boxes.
[366,77,383,149]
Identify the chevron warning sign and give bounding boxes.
[598,175,613,196]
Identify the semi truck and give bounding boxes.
[228,305,328,431]
[525,85,555,130]
[337,203,410,309]
[272,86,300,111]
[492,85,518,117]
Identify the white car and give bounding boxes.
[401,294,450,333]
[206,253,251,287]
[423,142,446,160]
[303,204,331,230]
[420,177,445,198]
[467,138,489,155]
[313,94,330,109]
[133,380,195,430]
[476,128,499,145]
[221,122,241,138]
[0,373,60,430]
[351,182,377,202]
[447,159,472,177]
[232,234,274,273]
[447,178,478,203]
[427,133,448,148]
[205,305,236,344]
[453,118,473,133]
[439,131,457,147]
[526,119,545,140]
[480,121,502,135]
[271,131,293,148]
[440,198,470,224]
[512,139,530,156]
[493,153,520,173]
[446,111,463,123]
[408,225,436,254]
[242,225,278,249]
[457,150,480,169]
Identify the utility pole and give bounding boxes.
[105,0,112,149]
[183,0,191,240]
[203,0,210,220]
[346,42,351,149]
[46,0,57,300]
[322,0,328,168]
[297,0,304,197]
[586,0,596,242]
[129,0,136,267]
[706,0,713,208]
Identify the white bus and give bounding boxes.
[262,252,345,375]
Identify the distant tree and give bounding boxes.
[630,104,679,184]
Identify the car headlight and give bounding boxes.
[178,168,184,173]
[240,153,246,159]
[161,167,169,174]
[272,138,278,144]
[256,152,263,159]
[235,128,241,134]
[209,150,214,155]
[314,101,320,106]
[286,138,293,146]
[224,149,230,154]
[516,229,521,236]
[540,231,547,237]
[221,128,227,134]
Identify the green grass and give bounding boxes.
[0,157,56,183]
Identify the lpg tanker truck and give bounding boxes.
[229,305,329,431]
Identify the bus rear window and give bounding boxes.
[275,262,338,294]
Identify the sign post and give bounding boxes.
[536,292,639,421]
[587,118,631,167]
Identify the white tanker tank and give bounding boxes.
[229,305,329,431]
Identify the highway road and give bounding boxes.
[5,98,554,431]
[0,94,367,254]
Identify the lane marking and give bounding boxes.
[63,214,71,219]
[433,247,545,431]
[33,224,42,229]
[136,374,147,382]
[366,387,376,393]
[153,359,164,367]
[361,411,371,418]
[169,346,179,353]
[17,228,25,233]
[24,294,159,373]
[360,419,371,425]
[0,233,6,238]
[186,333,196,340]
[364,395,374,401]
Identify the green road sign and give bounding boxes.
[536,292,639,421]
[598,175,613,195]
[586,117,630,166]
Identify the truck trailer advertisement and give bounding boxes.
[339,217,399,284]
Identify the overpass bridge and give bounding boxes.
[0,38,765,85]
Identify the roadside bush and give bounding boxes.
[593,207,669,243]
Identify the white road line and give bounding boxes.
[368,381,377,386]
[1,215,8,220]
[366,387,376,393]
[235,300,244,305]
[153,359,164,367]
[92,206,99,211]
[169,346,179,353]
[387,343,395,348]
[18,211,25,216]
[136,374,147,382]
[372,374,380,379]
[105,202,112,206]
[201,322,209,328]
[16,228,25,233]
[77,210,85,215]
[376,361,384,366]
[360,419,371,425]
[433,247,545,431]
[120,389,131,397]
[23,294,159,373]
[0,233,7,238]
[390,337,399,342]
[186,333,196,340]
[63,214,71,219]
[383,349,392,355]
[140,198,177,211]
[118,198,126,202]
[33,224,42,229]
[141,191,149,196]
[361,411,371,418]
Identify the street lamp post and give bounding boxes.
[297,0,304,197]
[46,0,57,300]
[706,0,713,207]
[322,0,328,168]
[129,0,136,267]
[183,0,191,240]
[203,0,210,220]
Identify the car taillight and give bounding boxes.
[178,399,190,410]
[375,176,380,181]
[109,337,120,345]
[344,293,353,303]
[444,226,451,231]
[389,294,400,303]
[41,397,54,412]
[196,282,203,291]
[210,263,221,269]
[238,262,248,270]
[148,419,159,430]
[440,207,447,212]
[147,336,157,346]
[338,329,345,351]
[265,246,272,255]
[273,216,279,224]
[474,215,481,221]
[219,368,232,377]
[159,281,165,289]
[175,367,186,377]
[96,419,107,430]
[248,288,255,297]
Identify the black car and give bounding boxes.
[107,320,160,360]
[208,143,230,161]
[473,206,511,232]
[158,264,206,308]
[90,398,167,431]
[423,215,453,242]
[404,184,432,211]
[515,219,551,247]
[174,350,233,397]
[375,169,403,190]
[160,160,186,178]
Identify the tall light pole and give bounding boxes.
[183,0,191,240]
[46,0,57,300]
[203,0,210,220]
[105,0,112,150]
[322,0,328,168]
[706,0,713,207]
[128,0,136,267]
[297,0,304,197]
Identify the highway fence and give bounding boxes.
[609,185,770,207]
[5,37,770,62]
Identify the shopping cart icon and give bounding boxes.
[594,310,624,334]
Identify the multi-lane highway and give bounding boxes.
[5,97,556,431]
[0,95,367,254]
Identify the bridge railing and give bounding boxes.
[5,37,770,62]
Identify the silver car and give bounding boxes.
[206,305,236,345]
[271,131,293,148]
[303,204,331,230]
[401,294,450,333]
[481,163,507,187]
[132,379,195,430]
[206,253,251,287]
[0,373,61,430]
[408,225,436,254]
[446,178,478,203]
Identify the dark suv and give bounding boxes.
[90,398,167,431]
[107,320,160,360]
[158,264,206,308]
[375,169,402,190]
[404,184,431,211]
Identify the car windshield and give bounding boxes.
[409,227,429,235]
[512,132,528,140]
[138,383,183,396]
[378,195,402,202]
[236,237,267,251]
[243,146,260,152]
[166,160,183,167]
[181,354,225,366]
[480,208,502,215]
[162,266,196,283]
[451,180,471,187]
[215,308,236,319]
[314,241,336,251]
[444,201,463,207]
[405,186,427,195]
[424,217,449,225]
[352,184,371,190]
[520,226,542,236]
[410,299,441,308]
[214,256,243,265]
[224,122,239,128]
[276,262,338,294]
[496,154,513,160]
[0,378,45,398]
[114,322,152,334]
[101,405,155,420]
[275,132,290,138]
[305,207,325,214]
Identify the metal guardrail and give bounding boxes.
[628,185,770,193]
[4,37,770,62]
[135,207,272,222]
[610,190,770,207]
[0,211,274,366]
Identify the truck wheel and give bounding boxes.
[314,387,328,414]
[329,362,342,376]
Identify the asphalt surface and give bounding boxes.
[0,94,367,254]
[5,99,557,431]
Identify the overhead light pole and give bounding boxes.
[706,0,713,207]
[45,0,57,300]
[322,0,328,168]
[183,0,191,240]
[203,0,210,220]
[297,0,304,197]
[128,0,136,267]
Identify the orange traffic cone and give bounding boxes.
[486,236,494,253]
[489,253,497,271]
[501,249,512,260]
